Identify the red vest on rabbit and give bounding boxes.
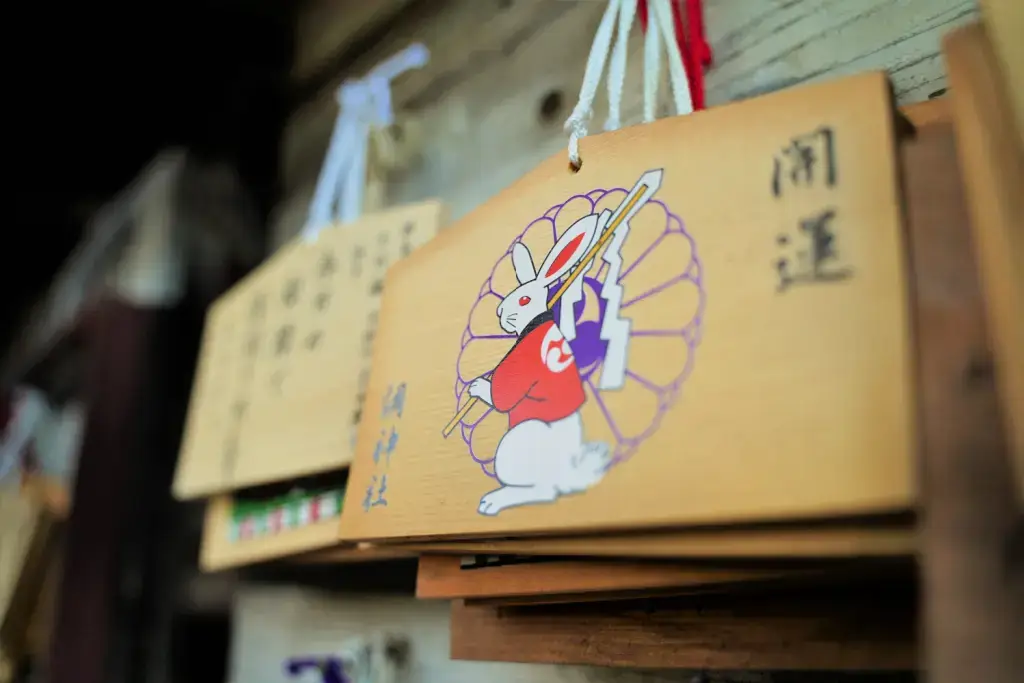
[490,312,586,428]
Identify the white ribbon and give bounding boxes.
[564,0,622,168]
[0,387,51,483]
[303,44,429,241]
[605,0,638,132]
[565,0,693,168]
[648,0,693,119]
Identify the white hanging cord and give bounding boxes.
[0,388,50,484]
[567,0,695,167]
[649,0,694,116]
[642,5,662,123]
[604,0,638,132]
[302,44,429,242]
[338,85,372,224]
[564,0,622,168]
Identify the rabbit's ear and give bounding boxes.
[537,213,600,285]
[511,242,537,284]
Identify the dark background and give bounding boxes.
[4,0,298,351]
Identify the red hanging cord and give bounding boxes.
[636,0,709,110]
[687,0,712,68]
[669,0,701,111]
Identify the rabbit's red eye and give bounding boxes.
[519,296,531,306]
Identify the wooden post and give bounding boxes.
[902,102,1024,682]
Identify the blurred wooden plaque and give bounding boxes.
[174,201,446,499]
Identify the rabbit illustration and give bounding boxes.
[468,215,611,516]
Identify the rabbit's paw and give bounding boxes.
[478,485,557,515]
[468,378,493,406]
[574,441,611,471]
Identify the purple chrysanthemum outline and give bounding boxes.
[453,186,705,477]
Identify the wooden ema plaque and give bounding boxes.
[173,201,446,499]
[339,72,915,542]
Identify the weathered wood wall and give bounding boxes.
[273,0,978,247]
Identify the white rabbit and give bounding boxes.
[468,214,611,515]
